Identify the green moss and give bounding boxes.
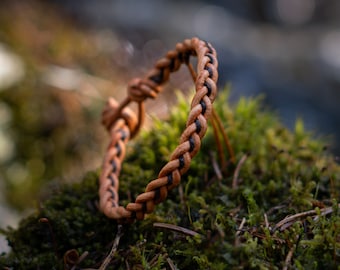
[1,89,339,269]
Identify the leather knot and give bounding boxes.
[101,97,138,135]
[127,78,162,103]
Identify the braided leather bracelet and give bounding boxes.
[99,37,218,223]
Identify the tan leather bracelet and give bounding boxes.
[99,37,218,223]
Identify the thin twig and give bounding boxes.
[232,154,248,189]
[283,245,295,270]
[210,151,223,180]
[274,204,339,231]
[70,251,89,270]
[264,213,269,229]
[153,222,200,237]
[235,217,246,236]
[166,257,178,270]
[125,260,131,270]
[283,236,299,270]
[149,253,167,267]
[235,217,246,246]
[99,225,125,270]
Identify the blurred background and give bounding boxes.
[1,0,340,251]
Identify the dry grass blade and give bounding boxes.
[232,154,248,189]
[153,222,200,237]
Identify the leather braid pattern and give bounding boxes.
[99,37,218,222]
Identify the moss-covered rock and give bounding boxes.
[1,89,339,269]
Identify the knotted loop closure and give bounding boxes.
[99,37,218,223]
[102,97,138,135]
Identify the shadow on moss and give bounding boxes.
[1,89,339,269]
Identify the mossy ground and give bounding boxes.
[1,89,339,269]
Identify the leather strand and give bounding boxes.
[99,37,218,223]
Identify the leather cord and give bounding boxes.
[99,37,218,223]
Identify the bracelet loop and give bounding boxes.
[99,37,218,222]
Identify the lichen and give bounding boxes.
[1,89,339,269]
